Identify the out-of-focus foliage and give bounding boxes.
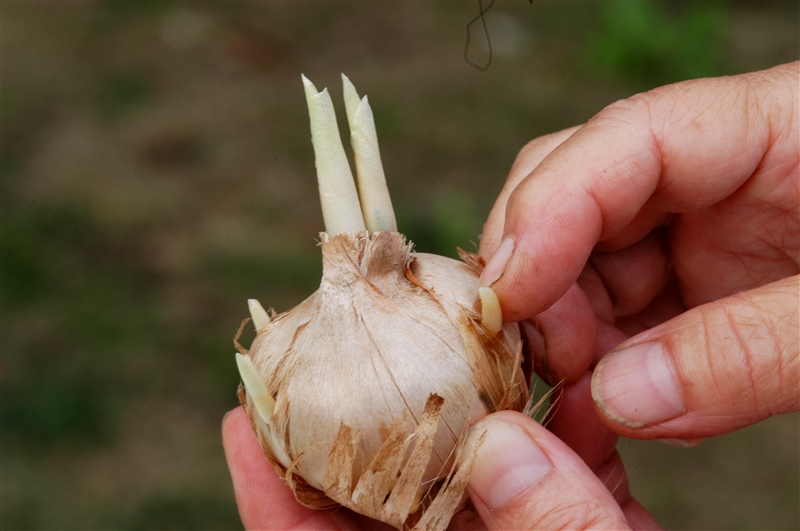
[583,2,729,85]
[2,2,798,529]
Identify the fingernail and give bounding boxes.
[592,342,685,428]
[480,237,514,287]
[464,419,553,509]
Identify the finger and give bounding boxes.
[670,201,800,308]
[592,452,664,530]
[464,411,630,530]
[480,126,580,258]
[222,407,358,531]
[594,320,629,366]
[577,262,615,325]
[481,62,797,322]
[615,278,688,337]
[589,230,670,318]
[624,499,665,531]
[546,372,618,471]
[524,282,598,385]
[591,276,800,439]
[594,207,671,253]
[593,451,629,506]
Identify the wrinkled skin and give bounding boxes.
[224,62,798,530]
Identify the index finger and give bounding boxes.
[480,62,798,321]
[480,126,580,257]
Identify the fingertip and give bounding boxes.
[591,341,686,429]
[222,406,271,485]
[530,283,598,383]
[593,451,630,506]
[658,437,706,448]
[222,407,259,466]
[222,405,246,432]
[465,415,554,512]
[479,126,580,260]
[479,236,514,288]
[478,203,507,259]
[589,232,670,318]
[623,498,664,531]
[466,411,629,530]
[592,277,799,439]
[223,407,352,530]
[494,187,600,321]
[546,372,619,471]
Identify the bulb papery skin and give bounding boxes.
[238,231,527,529]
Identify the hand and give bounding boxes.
[223,62,798,531]
[480,61,798,435]
[223,406,397,531]
[474,61,798,525]
[223,405,662,530]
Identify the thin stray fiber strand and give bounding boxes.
[413,430,487,531]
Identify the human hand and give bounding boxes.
[479,62,799,443]
[223,405,662,530]
[222,63,798,531]
[223,406,396,531]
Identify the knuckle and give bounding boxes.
[498,490,627,530]
[536,498,624,530]
[699,283,799,417]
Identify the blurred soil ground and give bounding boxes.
[2,2,798,529]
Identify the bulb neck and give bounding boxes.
[320,231,413,288]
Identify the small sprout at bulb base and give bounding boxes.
[235,353,275,424]
[248,299,270,332]
[234,74,529,531]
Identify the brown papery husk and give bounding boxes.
[237,231,528,530]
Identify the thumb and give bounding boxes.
[463,411,631,530]
[591,276,800,439]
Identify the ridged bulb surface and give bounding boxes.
[239,231,527,527]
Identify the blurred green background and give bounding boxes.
[2,1,798,529]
